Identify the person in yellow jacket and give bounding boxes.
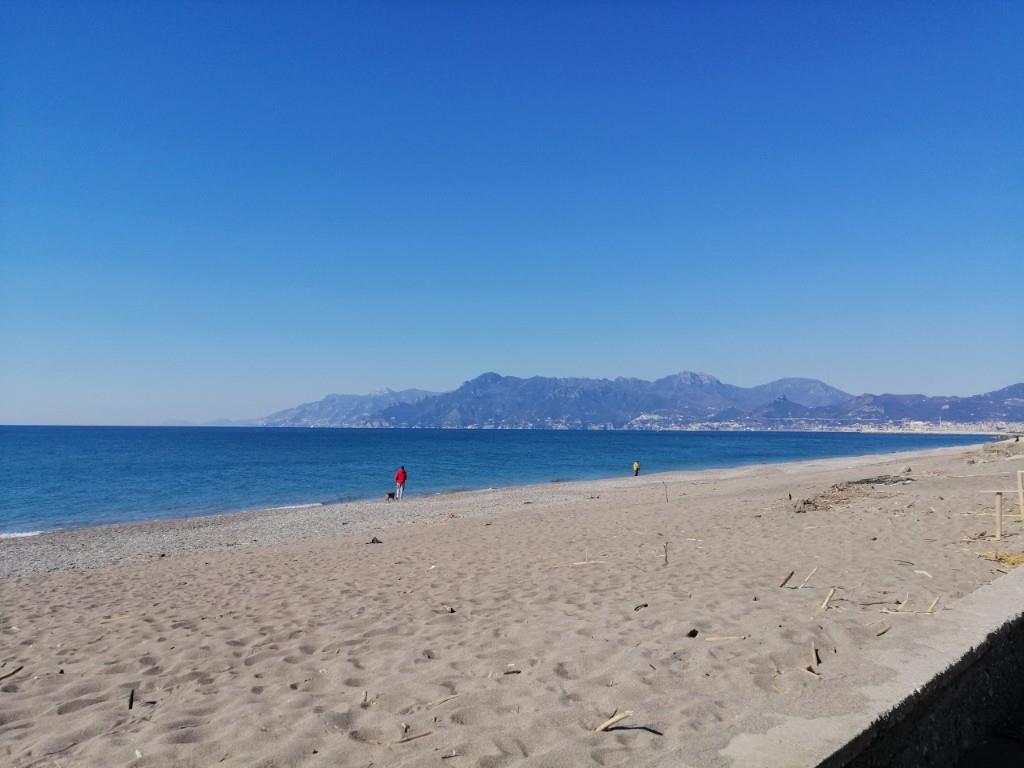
[633,461,640,477]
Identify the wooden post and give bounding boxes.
[1017,471,1023,523]
[995,492,1003,541]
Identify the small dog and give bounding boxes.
[384,491,397,502]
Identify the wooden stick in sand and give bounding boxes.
[595,710,633,732]
[663,542,669,566]
[820,588,835,611]
[778,570,795,588]
[394,731,432,744]
[0,665,24,682]
[1018,470,1024,523]
[429,693,461,708]
[797,567,818,589]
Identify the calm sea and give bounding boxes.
[0,426,990,535]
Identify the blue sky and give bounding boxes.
[2,1,1021,425]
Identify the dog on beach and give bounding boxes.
[384,491,397,502]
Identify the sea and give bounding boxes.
[0,426,992,536]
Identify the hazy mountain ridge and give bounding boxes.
[253,375,1023,429]
[259,388,436,427]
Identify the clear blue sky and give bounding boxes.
[2,2,1021,425]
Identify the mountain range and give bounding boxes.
[245,373,1024,430]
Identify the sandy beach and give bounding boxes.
[3,439,1024,767]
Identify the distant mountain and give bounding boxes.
[379,372,854,428]
[259,388,436,427]
[252,374,1024,430]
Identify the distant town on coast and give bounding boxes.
[169,371,1024,434]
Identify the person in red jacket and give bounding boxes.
[394,466,407,500]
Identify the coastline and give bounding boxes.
[3,439,1024,767]
[1,440,997,580]
[0,430,995,543]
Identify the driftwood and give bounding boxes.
[797,567,818,589]
[595,710,633,732]
[778,571,795,588]
[394,731,432,744]
[0,665,24,682]
[820,588,835,610]
[429,693,461,708]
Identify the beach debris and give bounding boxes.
[368,537,383,544]
[880,594,940,615]
[778,570,795,588]
[686,629,699,638]
[360,690,370,708]
[980,551,1024,568]
[803,666,821,678]
[135,750,143,759]
[820,588,836,611]
[634,603,649,612]
[429,693,461,708]
[442,605,456,614]
[595,709,633,732]
[442,751,461,759]
[128,688,135,710]
[0,665,24,682]
[663,541,669,566]
[874,623,891,637]
[797,567,818,589]
[704,635,748,642]
[663,482,669,503]
[810,642,821,669]
[914,570,933,579]
[503,669,521,675]
[394,730,432,744]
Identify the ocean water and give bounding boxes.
[0,426,991,535]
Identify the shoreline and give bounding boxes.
[4,438,1024,766]
[0,439,1005,580]
[0,432,996,541]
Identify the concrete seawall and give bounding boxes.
[819,567,1024,767]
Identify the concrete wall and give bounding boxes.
[819,602,1024,767]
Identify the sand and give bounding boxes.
[3,439,1024,767]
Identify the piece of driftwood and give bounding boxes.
[797,567,818,589]
[394,731,432,744]
[704,635,748,642]
[595,710,633,732]
[820,588,835,610]
[0,665,24,682]
[429,693,461,707]
[778,571,795,588]
[128,688,135,710]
